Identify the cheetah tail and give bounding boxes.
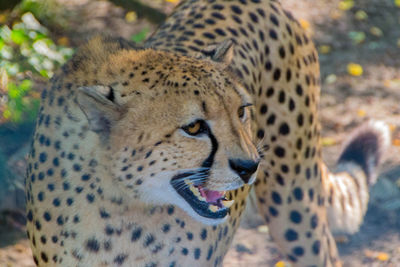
[323,120,391,234]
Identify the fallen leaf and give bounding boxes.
[370,26,383,37]
[57,36,69,46]
[275,261,286,267]
[395,0,400,7]
[355,10,368,20]
[125,11,137,23]
[357,109,366,117]
[376,252,389,261]
[322,137,337,146]
[347,63,363,76]
[319,45,331,54]
[299,19,310,30]
[393,139,400,146]
[339,0,355,11]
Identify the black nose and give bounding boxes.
[229,159,259,183]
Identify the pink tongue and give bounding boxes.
[198,186,223,203]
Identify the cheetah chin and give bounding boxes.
[170,171,235,222]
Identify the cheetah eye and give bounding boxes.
[238,103,252,122]
[182,120,208,136]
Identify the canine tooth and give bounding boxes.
[221,199,234,208]
[209,205,219,212]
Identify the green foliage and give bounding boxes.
[131,27,150,43]
[0,12,73,123]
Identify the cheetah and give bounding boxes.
[26,0,390,266]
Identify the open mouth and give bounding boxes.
[170,172,235,219]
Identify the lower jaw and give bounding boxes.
[171,179,234,220]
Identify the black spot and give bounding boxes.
[312,240,320,255]
[113,254,128,265]
[39,152,47,163]
[41,252,48,262]
[310,214,318,229]
[274,146,285,158]
[167,206,174,215]
[131,227,142,242]
[144,234,155,247]
[293,246,304,256]
[162,224,170,233]
[271,191,282,204]
[293,187,303,201]
[194,248,201,260]
[43,212,51,221]
[290,211,302,224]
[187,232,193,240]
[285,229,298,242]
[52,198,60,207]
[182,248,189,255]
[269,206,278,216]
[200,229,207,240]
[273,68,281,81]
[81,174,91,181]
[279,123,290,135]
[86,238,100,252]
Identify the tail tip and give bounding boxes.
[337,120,391,183]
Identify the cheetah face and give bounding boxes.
[76,47,259,225]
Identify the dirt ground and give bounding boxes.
[1,0,400,266]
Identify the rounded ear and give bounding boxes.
[196,39,234,65]
[77,84,124,137]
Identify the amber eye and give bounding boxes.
[182,120,207,136]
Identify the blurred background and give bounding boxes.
[0,0,399,266]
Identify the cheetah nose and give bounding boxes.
[229,159,259,184]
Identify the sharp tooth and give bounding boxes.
[189,185,206,201]
[209,205,219,213]
[221,199,234,208]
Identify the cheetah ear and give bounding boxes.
[77,84,124,136]
[200,39,234,65]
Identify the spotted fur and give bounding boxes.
[26,1,389,266]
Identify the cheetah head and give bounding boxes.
[75,39,259,225]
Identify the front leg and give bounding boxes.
[254,157,341,266]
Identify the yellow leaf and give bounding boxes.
[338,0,354,11]
[319,45,331,54]
[370,26,383,37]
[275,261,286,267]
[394,139,400,146]
[395,0,400,7]
[357,109,366,117]
[376,252,389,261]
[347,63,363,76]
[125,11,137,23]
[166,0,180,3]
[355,10,368,20]
[299,19,310,30]
[322,137,337,146]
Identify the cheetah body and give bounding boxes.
[26,0,389,266]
